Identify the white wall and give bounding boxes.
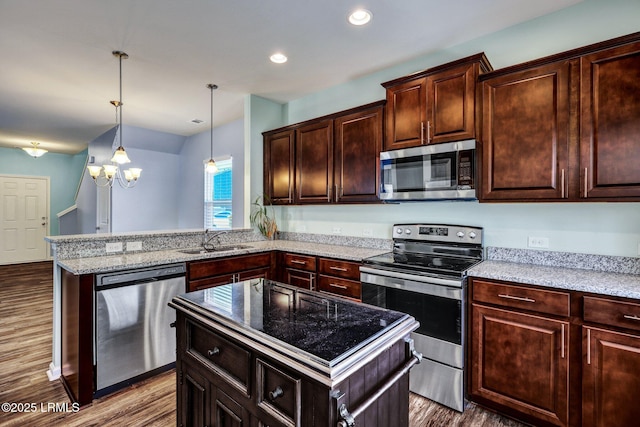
[248,0,640,257]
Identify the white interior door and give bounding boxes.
[96,184,111,233]
[0,175,49,264]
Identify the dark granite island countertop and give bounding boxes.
[169,278,419,386]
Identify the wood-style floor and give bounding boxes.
[0,261,527,427]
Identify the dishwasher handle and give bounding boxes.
[96,263,186,288]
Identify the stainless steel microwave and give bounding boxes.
[380,139,476,201]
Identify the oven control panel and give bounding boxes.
[393,224,482,244]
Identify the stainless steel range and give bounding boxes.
[360,224,483,412]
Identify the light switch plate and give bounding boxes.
[106,242,123,253]
[126,241,143,251]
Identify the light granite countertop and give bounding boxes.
[57,240,389,275]
[467,247,640,300]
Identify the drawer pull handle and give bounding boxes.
[207,347,220,357]
[291,260,307,265]
[623,314,640,321]
[269,386,284,400]
[498,294,535,303]
[329,283,348,289]
[330,266,348,272]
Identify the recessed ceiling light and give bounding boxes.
[190,119,204,124]
[270,53,288,64]
[348,9,372,26]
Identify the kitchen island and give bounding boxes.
[169,278,420,427]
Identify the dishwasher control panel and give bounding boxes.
[96,263,186,287]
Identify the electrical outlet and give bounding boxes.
[105,242,123,253]
[528,236,549,249]
[126,241,143,251]
[297,225,307,232]
[363,228,373,237]
[637,242,640,256]
[332,227,342,234]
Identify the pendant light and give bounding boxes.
[87,50,142,188]
[22,141,48,158]
[205,83,218,173]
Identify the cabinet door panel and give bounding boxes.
[334,106,382,202]
[296,120,333,203]
[427,62,475,144]
[583,327,640,427]
[264,130,294,204]
[481,61,570,201]
[470,304,568,426]
[179,364,209,427]
[384,78,427,150]
[580,41,640,199]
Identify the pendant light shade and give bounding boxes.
[205,83,218,173]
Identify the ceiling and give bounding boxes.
[0,0,581,155]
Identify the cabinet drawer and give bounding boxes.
[318,275,361,300]
[256,359,301,427]
[318,258,360,280]
[283,253,316,272]
[471,278,570,317]
[187,319,251,394]
[584,296,640,332]
[189,252,271,280]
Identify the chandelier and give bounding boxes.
[204,83,218,173]
[22,141,48,158]
[87,51,142,188]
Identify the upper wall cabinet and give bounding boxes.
[263,129,294,205]
[580,40,640,199]
[382,53,493,151]
[263,101,384,205]
[480,32,640,202]
[480,60,572,201]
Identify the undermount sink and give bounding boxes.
[178,245,252,255]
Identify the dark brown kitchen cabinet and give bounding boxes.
[469,278,570,427]
[480,60,572,201]
[317,257,361,300]
[264,129,295,205]
[333,103,383,203]
[580,40,640,199]
[295,120,333,203]
[187,252,273,292]
[382,53,492,151]
[582,296,640,427]
[278,252,317,291]
[479,32,640,202]
[263,101,384,205]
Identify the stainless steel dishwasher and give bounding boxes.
[94,263,186,395]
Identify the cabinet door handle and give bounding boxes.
[583,167,588,198]
[587,328,591,365]
[329,283,348,289]
[427,120,431,143]
[623,314,640,321]
[330,266,348,272]
[498,294,535,303]
[269,386,284,400]
[420,121,425,144]
[561,169,565,199]
[207,347,220,357]
[291,260,307,265]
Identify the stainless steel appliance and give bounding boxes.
[360,224,483,412]
[95,263,186,395]
[379,139,476,201]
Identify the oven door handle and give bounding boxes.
[360,267,462,300]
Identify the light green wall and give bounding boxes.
[0,147,87,236]
[249,0,640,257]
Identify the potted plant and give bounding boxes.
[250,195,278,239]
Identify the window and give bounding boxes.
[204,156,232,229]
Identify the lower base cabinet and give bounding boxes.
[175,310,413,427]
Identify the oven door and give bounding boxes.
[360,266,463,369]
